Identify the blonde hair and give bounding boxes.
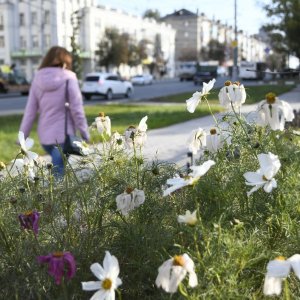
[39,46,72,70]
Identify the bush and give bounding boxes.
[0,84,299,299]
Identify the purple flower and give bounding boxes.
[18,210,40,236]
[37,251,76,285]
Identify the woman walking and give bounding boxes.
[19,46,90,177]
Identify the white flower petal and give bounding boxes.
[90,263,106,280]
[24,137,34,150]
[189,160,215,179]
[81,281,101,291]
[263,275,282,296]
[288,254,300,279]
[90,289,109,300]
[267,259,291,278]
[188,270,198,288]
[186,97,200,113]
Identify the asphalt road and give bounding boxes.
[0,77,228,115]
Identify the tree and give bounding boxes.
[143,9,161,21]
[200,40,225,63]
[96,28,129,70]
[70,11,83,79]
[264,0,300,59]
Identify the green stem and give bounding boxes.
[204,97,219,126]
[178,283,189,298]
[284,279,290,300]
[230,101,249,139]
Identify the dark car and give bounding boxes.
[193,71,216,85]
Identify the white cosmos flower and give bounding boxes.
[163,160,215,196]
[263,255,300,297]
[73,141,93,155]
[186,78,216,113]
[18,131,38,163]
[243,152,281,196]
[257,93,294,131]
[95,113,111,136]
[218,81,246,109]
[82,251,122,300]
[155,253,198,293]
[116,188,145,216]
[177,210,197,225]
[206,128,224,153]
[7,158,36,181]
[124,116,148,149]
[187,128,206,155]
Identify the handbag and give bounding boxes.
[63,80,84,156]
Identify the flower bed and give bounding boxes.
[0,80,299,299]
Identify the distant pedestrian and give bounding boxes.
[19,46,90,177]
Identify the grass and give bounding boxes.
[148,84,296,105]
[0,103,221,163]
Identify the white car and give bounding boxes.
[81,73,134,100]
[131,74,153,85]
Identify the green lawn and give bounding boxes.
[148,84,296,105]
[0,103,221,163]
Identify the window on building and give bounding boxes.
[20,36,26,49]
[0,14,4,30]
[44,35,50,48]
[19,13,25,26]
[0,36,5,48]
[44,10,50,24]
[184,21,189,27]
[31,12,37,25]
[184,32,189,38]
[32,35,39,48]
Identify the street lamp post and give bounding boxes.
[232,0,238,81]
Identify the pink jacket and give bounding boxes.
[20,67,90,145]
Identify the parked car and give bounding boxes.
[0,65,30,95]
[193,65,218,85]
[193,71,215,85]
[81,73,133,100]
[131,74,153,85]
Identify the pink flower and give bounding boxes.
[37,251,76,285]
[18,210,40,236]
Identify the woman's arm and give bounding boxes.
[67,78,90,141]
[19,82,39,138]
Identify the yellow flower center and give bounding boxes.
[210,128,217,135]
[266,92,276,104]
[24,210,33,216]
[127,125,136,130]
[233,81,240,86]
[173,255,185,267]
[0,161,5,170]
[53,251,64,258]
[99,112,105,117]
[275,256,286,261]
[125,187,134,194]
[224,80,232,86]
[102,278,112,290]
[262,175,268,181]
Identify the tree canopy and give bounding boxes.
[264,0,300,59]
[143,9,161,21]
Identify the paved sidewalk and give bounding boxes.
[142,85,300,167]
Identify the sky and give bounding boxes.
[97,0,270,35]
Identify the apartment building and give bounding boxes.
[0,0,175,80]
[0,0,95,80]
[78,5,176,78]
[163,9,267,66]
